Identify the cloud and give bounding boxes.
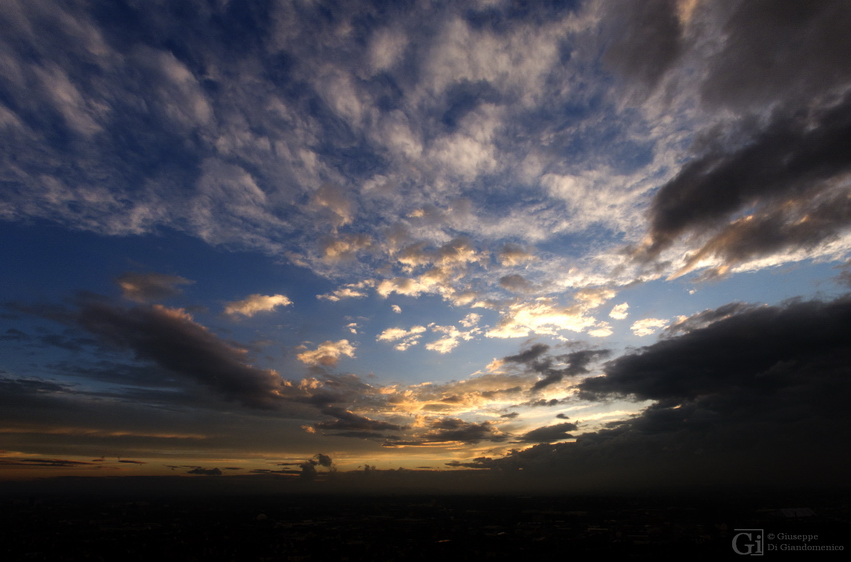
[459,313,481,328]
[424,323,479,354]
[376,326,427,351]
[609,303,629,320]
[501,344,610,391]
[115,272,193,303]
[313,406,401,432]
[519,421,578,444]
[630,318,669,337]
[391,305,402,313]
[319,233,373,262]
[224,294,292,317]
[496,243,537,266]
[662,302,758,338]
[582,296,851,402]
[296,340,356,367]
[317,281,374,302]
[503,343,550,365]
[529,349,611,392]
[187,467,222,476]
[645,95,851,266]
[486,297,603,339]
[499,274,532,293]
[698,0,851,112]
[396,237,482,269]
[391,417,506,446]
[41,298,288,409]
[463,297,851,488]
[602,0,684,93]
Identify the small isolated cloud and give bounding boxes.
[346,322,359,334]
[116,272,193,303]
[391,304,402,313]
[609,303,629,320]
[225,294,292,317]
[630,318,669,337]
[377,325,426,351]
[297,340,356,366]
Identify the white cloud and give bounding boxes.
[588,322,614,338]
[486,293,611,339]
[377,325,426,351]
[630,318,669,337]
[296,340,356,366]
[225,294,292,317]
[317,280,374,301]
[609,303,629,320]
[425,323,478,354]
[459,313,482,328]
[391,304,402,314]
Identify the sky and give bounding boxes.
[2,0,851,491]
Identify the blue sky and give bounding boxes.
[2,0,851,488]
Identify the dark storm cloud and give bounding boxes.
[700,0,851,112]
[388,418,505,446]
[530,349,611,391]
[422,418,505,444]
[622,0,851,270]
[503,343,550,365]
[580,296,851,403]
[314,406,402,432]
[115,272,193,303]
[602,0,684,91]
[467,297,851,488]
[646,94,851,261]
[519,421,577,444]
[39,297,289,409]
